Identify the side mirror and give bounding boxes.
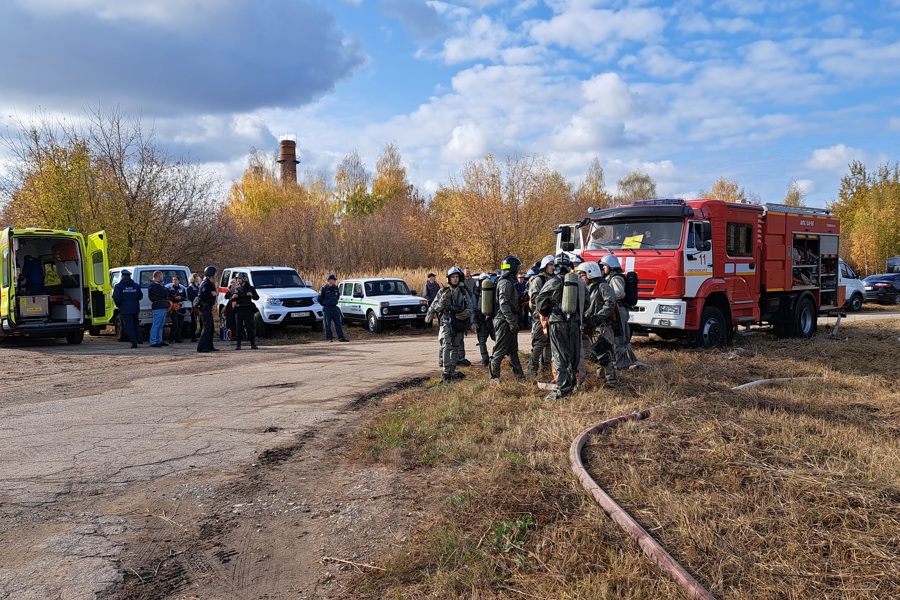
[562,242,575,252]
[410,289,417,296]
[556,224,573,244]
[305,280,313,287]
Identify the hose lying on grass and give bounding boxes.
[569,377,814,600]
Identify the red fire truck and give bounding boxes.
[556,199,843,347]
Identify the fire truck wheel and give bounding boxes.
[793,297,816,338]
[695,306,728,349]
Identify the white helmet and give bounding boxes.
[540,254,555,270]
[575,261,603,280]
[446,266,464,284]
[600,254,621,270]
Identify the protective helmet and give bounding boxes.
[539,254,556,271]
[600,254,621,270]
[575,261,603,280]
[554,253,573,275]
[446,266,464,285]
[203,265,217,277]
[500,255,521,276]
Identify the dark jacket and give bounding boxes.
[225,283,259,311]
[197,278,216,309]
[319,284,341,307]
[147,280,171,310]
[424,280,440,305]
[187,283,199,303]
[112,276,143,315]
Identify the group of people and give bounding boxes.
[424,253,640,397]
[111,266,259,353]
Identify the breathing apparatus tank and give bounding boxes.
[480,277,496,317]
[562,272,582,315]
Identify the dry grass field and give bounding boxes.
[346,317,900,599]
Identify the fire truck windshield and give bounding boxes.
[586,220,684,251]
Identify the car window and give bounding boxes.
[250,269,304,288]
[353,283,363,297]
[140,269,187,287]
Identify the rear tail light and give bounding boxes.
[874,282,893,288]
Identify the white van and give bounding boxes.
[109,265,193,341]
[839,259,865,312]
[217,266,324,336]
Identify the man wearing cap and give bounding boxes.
[319,274,348,342]
[423,272,440,308]
[112,269,143,348]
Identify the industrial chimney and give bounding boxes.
[277,138,299,186]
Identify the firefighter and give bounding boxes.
[526,255,555,377]
[489,256,525,382]
[426,267,473,382]
[472,272,495,366]
[534,254,584,400]
[600,254,638,369]
[576,261,619,387]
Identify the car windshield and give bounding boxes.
[250,270,305,289]
[586,219,684,250]
[364,280,411,296]
[139,269,188,287]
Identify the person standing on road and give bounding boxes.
[186,273,201,342]
[489,256,525,383]
[147,271,170,348]
[527,255,555,377]
[576,261,619,387]
[165,275,188,343]
[196,266,220,353]
[535,254,584,400]
[225,275,260,350]
[112,269,143,348]
[319,274,348,343]
[426,267,473,382]
[424,273,440,307]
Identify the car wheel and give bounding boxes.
[893,291,900,305]
[693,306,728,349]
[847,294,863,312]
[66,330,85,345]
[366,311,382,333]
[254,312,266,338]
[114,315,129,342]
[88,325,103,336]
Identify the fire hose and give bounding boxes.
[569,377,815,600]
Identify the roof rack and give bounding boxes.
[763,203,832,216]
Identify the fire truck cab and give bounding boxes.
[563,199,843,347]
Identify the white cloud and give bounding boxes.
[804,144,867,171]
[442,122,490,161]
[528,7,666,53]
[441,15,513,63]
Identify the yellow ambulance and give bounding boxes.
[0,227,112,344]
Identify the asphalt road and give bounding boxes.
[0,333,447,599]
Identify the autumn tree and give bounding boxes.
[702,177,747,203]
[783,180,806,206]
[616,170,657,203]
[0,107,223,267]
[334,149,376,216]
[574,157,614,211]
[829,161,900,276]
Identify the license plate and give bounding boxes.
[398,314,417,319]
[864,286,872,291]
[290,311,310,317]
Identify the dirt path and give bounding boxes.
[0,333,444,599]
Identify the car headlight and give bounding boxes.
[420,305,427,313]
[657,305,681,315]
[382,306,389,315]
[266,298,282,306]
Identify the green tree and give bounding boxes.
[616,170,657,204]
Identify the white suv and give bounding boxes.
[217,267,323,336]
[109,265,194,342]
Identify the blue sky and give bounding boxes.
[1,0,899,208]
